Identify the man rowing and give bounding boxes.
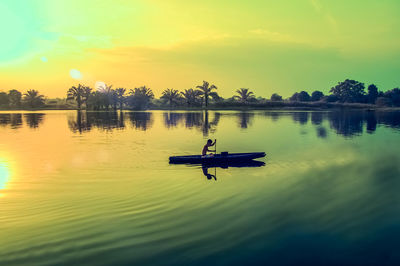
[202,139,216,157]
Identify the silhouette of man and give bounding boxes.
[202,165,216,181]
[202,139,216,157]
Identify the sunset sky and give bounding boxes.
[0,0,399,98]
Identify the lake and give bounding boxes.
[1,110,400,265]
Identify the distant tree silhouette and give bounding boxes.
[8,89,22,107]
[196,81,217,108]
[114,88,126,110]
[127,86,154,110]
[298,91,311,102]
[330,79,365,103]
[375,97,392,107]
[270,93,283,101]
[0,92,8,106]
[23,90,45,108]
[290,92,299,101]
[82,86,92,109]
[290,91,310,101]
[311,91,324,101]
[367,84,379,104]
[161,89,182,107]
[384,88,400,106]
[67,84,85,109]
[181,88,202,106]
[234,88,255,103]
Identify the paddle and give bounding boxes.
[214,139,217,178]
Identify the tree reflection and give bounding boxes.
[237,112,254,129]
[68,111,126,133]
[163,112,184,128]
[328,111,364,137]
[291,112,309,125]
[311,112,324,125]
[162,111,220,136]
[185,112,203,128]
[0,114,23,129]
[24,113,45,128]
[201,111,220,136]
[128,112,153,131]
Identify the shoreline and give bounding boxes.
[1,105,400,112]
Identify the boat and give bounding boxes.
[169,152,266,164]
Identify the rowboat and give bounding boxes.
[169,152,266,164]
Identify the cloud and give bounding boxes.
[309,0,338,33]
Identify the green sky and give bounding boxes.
[0,0,399,97]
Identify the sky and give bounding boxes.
[0,0,399,98]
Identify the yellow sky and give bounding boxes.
[0,0,399,98]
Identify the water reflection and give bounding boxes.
[67,111,154,133]
[128,112,153,131]
[0,114,22,129]
[1,110,399,138]
[163,112,184,128]
[199,160,266,181]
[24,113,45,129]
[292,112,309,125]
[68,111,126,133]
[263,110,400,138]
[237,112,255,129]
[163,111,220,136]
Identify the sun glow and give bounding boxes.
[0,160,11,193]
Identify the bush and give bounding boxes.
[375,97,392,107]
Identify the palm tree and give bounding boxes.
[115,88,126,110]
[82,86,92,109]
[234,88,255,103]
[98,84,113,110]
[181,88,202,106]
[67,84,85,109]
[23,90,45,108]
[127,86,154,110]
[161,88,181,107]
[196,81,217,108]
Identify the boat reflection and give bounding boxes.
[201,160,265,181]
[170,160,265,181]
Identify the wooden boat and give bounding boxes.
[169,152,266,164]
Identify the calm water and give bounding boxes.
[1,110,400,265]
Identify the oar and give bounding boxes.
[214,139,217,178]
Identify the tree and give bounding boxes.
[234,88,255,103]
[181,88,202,106]
[290,92,299,101]
[23,90,45,108]
[384,88,400,106]
[161,88,182,107]
[0,92,9,106]
[330,79,365,103]
[67,84,85,109]
[82,86,92,109]
[270,93,282,101]
[367,84,379,104]
[8,89,22,107]
[127,86,154,109]
[196,81,217,108]
[114,88,126,110]
[297,91,311,102]
[311,91,324,101]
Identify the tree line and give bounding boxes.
[1,79,399,109]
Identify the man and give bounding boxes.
[202,139,216,157]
